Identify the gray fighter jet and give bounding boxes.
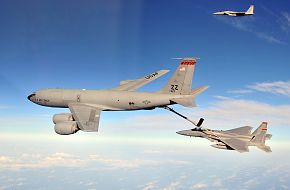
[176,122,272,153]
[213,5,254,17]
[28,58,208,135]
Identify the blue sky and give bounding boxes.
[1,0,290,189]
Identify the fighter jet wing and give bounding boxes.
[68,103,103,132]
[219,138,249,153]
[112,70,169,91]
[225,126,253,135]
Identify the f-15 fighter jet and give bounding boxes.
[28,58,208,135]
[213,5,254,17]
[176,122,272,153]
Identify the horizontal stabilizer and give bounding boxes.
[225,126,253,135]
[169,85,208,108]
[257,145,272,153]
[191,86,209,96]
[170,97,196,108]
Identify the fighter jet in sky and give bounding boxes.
[213,5,254,17]
[177,122,272,153]
[28,58,208,135]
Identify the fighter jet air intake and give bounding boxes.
[28,58,208,135]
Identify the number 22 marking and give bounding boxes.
[171,85,178,92]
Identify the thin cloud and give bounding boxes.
[243,178,260,189]
[212,177,223,187]
[161,181,181,190]
[248,80,290,97]
[199,99,290,128]
[0,152,191,170]
[256,32,284,44]
[228,80,290,97]
[191,183,208,189]
[142,180,159,190]
[227,89,253,94]
[214,15,284,44]
[89,154,191,169]
[280,12,290,34]
[0,153,86,170]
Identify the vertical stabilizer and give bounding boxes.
[251,122,267,140]
[160,58,197,95]
[250,122,272,152]
[246,5,254,14]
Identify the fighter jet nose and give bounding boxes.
[176,130,187,136]
[27,93,36,102]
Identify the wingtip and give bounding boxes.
[158,69,170,74]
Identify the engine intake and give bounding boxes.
[54,121,79,135]
[53,113,74,124]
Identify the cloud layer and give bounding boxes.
[0,152,191,170]
[248,80,290,97]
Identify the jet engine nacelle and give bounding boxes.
[53,113,74,124]
[54,121,79,135]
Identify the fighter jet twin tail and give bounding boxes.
[28,57,271,153]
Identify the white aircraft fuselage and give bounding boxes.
[28,88,189,111]
[213,11,253,16]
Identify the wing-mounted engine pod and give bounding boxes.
[53,113,74,124]
[54,121,79,135]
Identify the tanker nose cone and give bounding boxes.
[27,93,36,102]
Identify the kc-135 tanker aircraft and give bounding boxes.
[177,122,272,153]
[28,58,208,135]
